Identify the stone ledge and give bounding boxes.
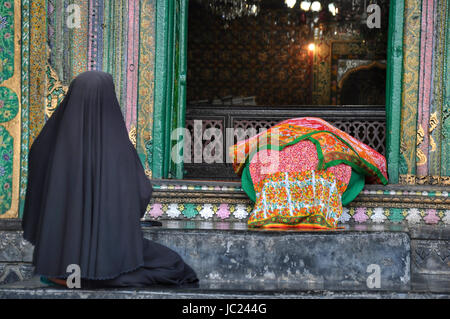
[0,263,34,285]
[411,240,450,275]
[0,276,449,299]
[144,228,411,291]
[0,222,411,291]
[1,219,450,239]
[2,221,449,292]
[3,219,450,237]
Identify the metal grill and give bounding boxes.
[232,119,385,154]
[233,119,280,144]
[330,120,386,155]
[185,119,224,162]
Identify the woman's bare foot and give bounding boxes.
[48,278,67,287]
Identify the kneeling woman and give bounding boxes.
[230,117,388,229]
[22,71,198,287]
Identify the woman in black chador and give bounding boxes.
[22,70,198,288]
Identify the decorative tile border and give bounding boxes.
[143,202,450,226]
[144,203,252,221]
[149,179,450,227]
[153,183,244,193]
[342,207,450,225]
[147,178,450,225]
[360,189,449,198]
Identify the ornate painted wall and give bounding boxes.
[398,0,450,186]
[0,0,21,218]
[0,0,156,218]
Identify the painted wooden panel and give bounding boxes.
[0,0,21,218]
[10,0,157,218]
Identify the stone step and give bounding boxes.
[1,220,450,298]
[1,221,412,292]
[0,276,449,299]
[144,224,411,292]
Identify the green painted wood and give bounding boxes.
[163,0,175,178]
[174,0,188,179]
[153,0,187,179]
[385,0,405,184]
[169,0,179,178]
[152,0,170,178]
[168,0,181,178]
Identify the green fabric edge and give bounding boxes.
[241,164,256,202]
[341,169,365,206]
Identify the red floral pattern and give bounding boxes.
[230,117,388,184]
[249,140,351,192]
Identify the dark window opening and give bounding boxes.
[185,0,389,180]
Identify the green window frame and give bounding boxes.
[152,0,405,183]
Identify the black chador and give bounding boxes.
[22,70,198,287]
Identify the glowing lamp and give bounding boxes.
[300,1,311,11]
[285,0,297,9]
[311,1,322,12]
[328,3,337,16]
